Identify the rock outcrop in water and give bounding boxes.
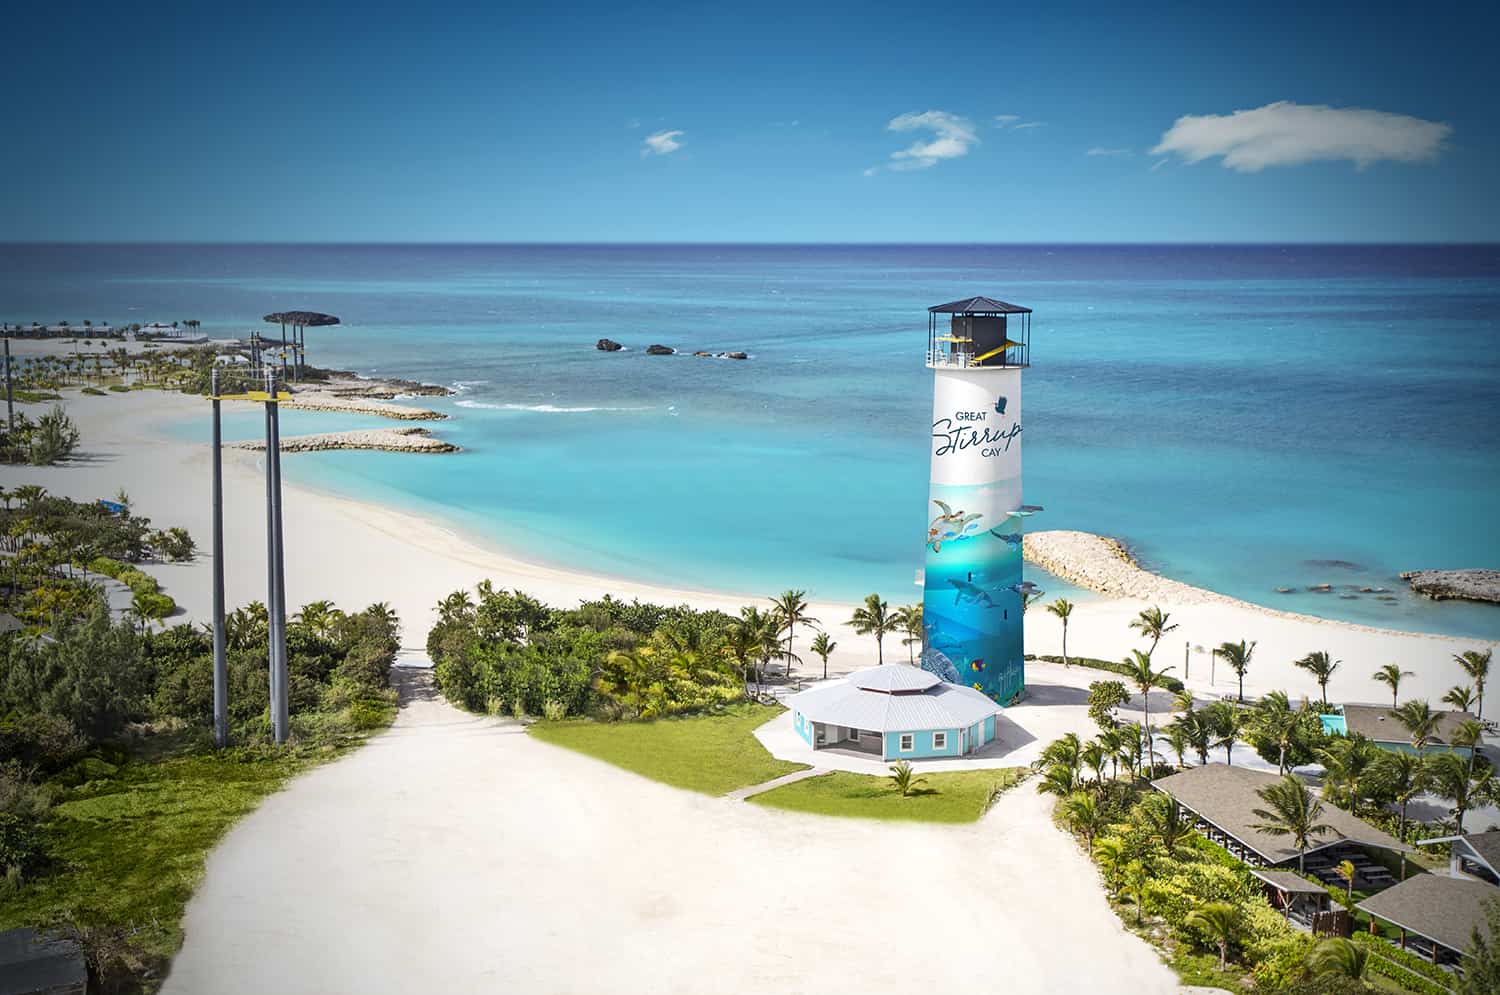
[1400,569,1500,605]
[646,344,675,355]
[596,338,624,352]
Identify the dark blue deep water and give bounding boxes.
[4,243,1499,637]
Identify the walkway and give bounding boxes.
[162,661,1179,995]
[723,766,827,801]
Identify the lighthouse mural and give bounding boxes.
[920,297,1037,705]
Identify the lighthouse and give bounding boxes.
[920,297,1037,705]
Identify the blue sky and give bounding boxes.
[3,1,1495,242]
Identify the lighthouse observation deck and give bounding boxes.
[927,296,1032,370]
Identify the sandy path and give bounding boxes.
[161,665,1177,995]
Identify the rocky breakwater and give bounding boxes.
[1400,569,1500,605]
[231,426,458,454]
[1022,530,1222,606]
[282,385,446,421]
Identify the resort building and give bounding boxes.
[1356,874,1498,966]
[920,297,1036,706]
[1247,868,1338,932]
[1152,765,1414,881]
[787,666,1002,762]
[1319,703,1478,756]
[1419,830,1500,886]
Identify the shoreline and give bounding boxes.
[13,385,1497,708]
[1023,530,1478,642]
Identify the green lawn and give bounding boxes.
[528,703,806,796]
[747,767,1027,823]
[0,732,386,993]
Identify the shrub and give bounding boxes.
[108,384,129,393]
[152,527,195,562]
[0,713,85,772]
[542,699,569,721]
[0,812,45,874]
[28,406,80,464]
[1350,932,1456,989]
[81,387,106,396]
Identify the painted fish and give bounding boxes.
[990,531,1022,545]
[920,646,961,684]
[1011,581,1041,596]
[993,395,1007,416]
[969,658,986,672]
[949,578,998,608]
[1006,504,1045,517]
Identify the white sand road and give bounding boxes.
[161,665,1178,995]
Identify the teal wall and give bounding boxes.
[883,728,960,760]
[792,709,814,746]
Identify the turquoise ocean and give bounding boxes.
[3,243,1498,639]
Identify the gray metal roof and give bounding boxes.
[1152,764,1415,864]
[850,666,939,693]
[1357,874,1499,954]
[1248,868,1330,895]
[1460,831,1500,876]
[1341,703,1478,746]
[928,296,1032,315]
[789,672,1001,732]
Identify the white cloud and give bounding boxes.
[1151,100,1450,172]
[993,114,1020,126]
[1012,121,1045,129]
[626,117,641,130]
[641,129,684,156]
[1150,158,1168,172]
[882,110,979,171]
[1086,147,1133,157]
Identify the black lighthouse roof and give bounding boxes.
[928,296,1032,315]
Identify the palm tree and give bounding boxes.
[1163,723,1190,769]
[770,589,817,683]
[1446,685,1478,715]
[1216,639,1256,703]
[1456,650,1492,722]
[1428,751,1483,833]
[1184,900,1238,971]
[1123,860,1148,925]
[1036,731,1083,777]
[1206,700,1244,765]
[1254,691,1304,775]
[848,593,894,666]
[889,760,924,797]
[1317,733,1380,816]
[294,599,343,640]
[1393,699,1442,754]
[1081,738,1108,787]
[1036,763,1080,798]
[1122,649,1174,769]
[1046,597,1074,666]
[1294,650,1340,706]
[1130,605,1177,660]
[1170,709,1213,766]
[438,590,475,624]
[1373,750,1429,843]
[1307,938,1368,980]
[1139,792,1192,856]
[1249,773,1332,872]
[1334,859,1357,902]
[1454,718,1486,780]
[1374,663,1413,709]
[1093,836,1126,896]
[1061,791,1105,853]
[724,611,763,693]
[894,603,923,665]
[809,631,836,680]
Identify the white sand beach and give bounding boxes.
[7,387,1494,709]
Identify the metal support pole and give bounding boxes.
[4,337,13,434]
[264,371,280,738]
[211,368,229,748]
[1184,641,1190,682]
[280,321,289,383]
[266,370,290,744]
